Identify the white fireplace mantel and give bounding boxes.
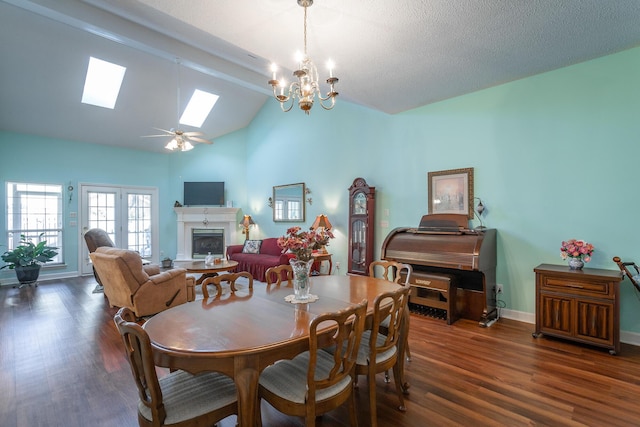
[174,207,240,260]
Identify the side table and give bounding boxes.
[311,252,332,275]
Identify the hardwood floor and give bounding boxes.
[1,276,639,427]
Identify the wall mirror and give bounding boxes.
[272,183,306,222]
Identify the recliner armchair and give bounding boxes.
[84,228,116,287]
[90,247,195,317]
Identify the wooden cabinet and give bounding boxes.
[533,264,623,354]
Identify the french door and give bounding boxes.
[79,184,159,276]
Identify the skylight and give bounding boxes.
[179,89,219,128]
[81,57,126,109]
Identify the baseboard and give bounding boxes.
[499,307,640,347]
[0,270,80,286]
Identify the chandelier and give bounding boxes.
[268,0,338,115]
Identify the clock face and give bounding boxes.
[353,192,367,215]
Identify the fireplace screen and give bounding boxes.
[192,229,224,259]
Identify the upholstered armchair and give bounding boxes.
[90,247,195,317]
[84,228,116,287]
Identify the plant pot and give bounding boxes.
[15,264,41,284]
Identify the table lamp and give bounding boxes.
[239,215,255,240]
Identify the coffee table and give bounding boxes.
[172,259,239,285]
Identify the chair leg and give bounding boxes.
[392,361,407,412]
[406,342,412,362]
[368,366,378,427]
[348,386,358,427]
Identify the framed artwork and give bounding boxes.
[428,167,474,219]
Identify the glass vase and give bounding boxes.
[568,257,584,270]
[290,258,313,300]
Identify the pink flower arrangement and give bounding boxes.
[277,226,335,262]
[560,239,594,263]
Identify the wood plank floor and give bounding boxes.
[1,276,639,427]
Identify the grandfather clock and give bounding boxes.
[348,177,375,275]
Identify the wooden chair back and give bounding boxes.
[201,271,253,298]
[113,307,167,424]
[258,299,368,426]
[265,264,294,287]
[114,307,238,426]
[370,286,411,357]
[369,260,412,286]
[357,285,411,427]
[308,299,368,401]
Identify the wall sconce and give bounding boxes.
[311,214,332,253]
[474,197,486,228]
[239,215,256,240]
[305,187,313,205]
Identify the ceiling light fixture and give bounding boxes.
[142,58,213,152]
[268,0,338,115]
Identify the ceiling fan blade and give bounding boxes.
[152,127,176,135]
[183,131,205,137]
[141,134,172,138]
[188,136,213,145]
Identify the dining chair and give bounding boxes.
[265,264,294,287]
[258,299,369,427]
[354,285,411,427]
[368,260,413,364]
[201,271,253,298]
[113,307,237,427]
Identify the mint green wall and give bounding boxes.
[2,46,639,334]
[241,47,640,334]
[0,131,247,282]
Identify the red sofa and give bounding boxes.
[226,238,292,282]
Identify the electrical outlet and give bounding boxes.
[496,283,503,294]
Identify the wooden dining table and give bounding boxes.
[143,274,409,427]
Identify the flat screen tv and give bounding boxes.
[183,182,225,206]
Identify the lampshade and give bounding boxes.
[311,214,332,230]
[239,215,255,228]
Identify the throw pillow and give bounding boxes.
[242,239,262,254]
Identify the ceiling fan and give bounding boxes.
[142,127,212,151]
[142,58,213,151]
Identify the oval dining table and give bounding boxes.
[143,274,410,427]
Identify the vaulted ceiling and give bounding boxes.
[2,0,640,152]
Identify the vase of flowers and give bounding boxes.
[289,258,313,300]
[560,239,594,270]
[278,226,334,300]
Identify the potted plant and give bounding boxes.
[1,233,58,285]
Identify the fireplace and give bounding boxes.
[174,207,240,260]
[192,229,224,259]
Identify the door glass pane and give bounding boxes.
[87,191,116,241]
[127,193,152,257]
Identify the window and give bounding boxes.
[6,182,63,264]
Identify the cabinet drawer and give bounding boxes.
[540,276,612,297]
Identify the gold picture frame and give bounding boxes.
[428,167,474,219]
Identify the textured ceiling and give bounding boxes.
[1,0,640,152]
